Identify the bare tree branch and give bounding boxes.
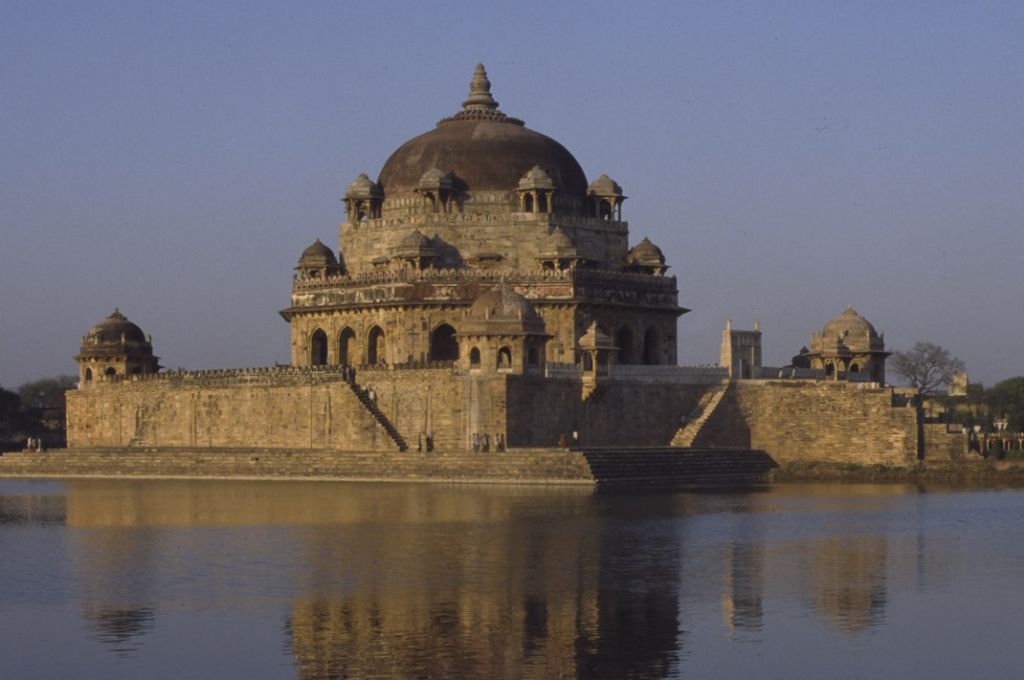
[890,342,965,393]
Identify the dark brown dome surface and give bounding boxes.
[377,65,587,196]
[78,309,153,357]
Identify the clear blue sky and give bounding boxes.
[2,1,1022,388]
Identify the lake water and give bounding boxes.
[1,478,1022,679]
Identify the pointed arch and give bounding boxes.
[367,325,385,365]
[429,323,459,361]
[338,327,356,366]
[310,328,328,366]
[616,325,634,364]
[497,346,512,369]
[643,327,660,365]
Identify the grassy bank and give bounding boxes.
[770,460,1024,485]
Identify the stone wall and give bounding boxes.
[692,380,920,466]
[66,368,924,466]
[923,423,968,461]
[506,377,704,448]
[67,369,397,451]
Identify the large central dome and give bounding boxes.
[377,65,588,196]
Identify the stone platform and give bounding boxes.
[0,446,775,487]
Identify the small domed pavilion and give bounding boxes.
[74,310,159,384]
[806,307,889,382]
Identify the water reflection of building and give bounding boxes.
[66,484,159,656]
[721,543,765,634]
[57,480,684,676]
[810,535,888,634]
[288,491,684,680]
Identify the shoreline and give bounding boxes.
[769,460,1024,486]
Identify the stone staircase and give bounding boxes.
[671,380,730,447]
[346,381,408,451]
[579,446,776,487]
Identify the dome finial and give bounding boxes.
[463,63,498,111]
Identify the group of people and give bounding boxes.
[558,428,580,449]
[471,432,505,453]
[341,365,357,383]
[24,437,44,452]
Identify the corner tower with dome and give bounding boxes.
[282,64,684,370]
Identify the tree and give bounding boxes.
[987,377,1024,432]
[0,386,28,443]
[890,342,965,394]
[17,375,77,411]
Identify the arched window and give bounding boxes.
[825,363,835,377]
[528,346,538,366]
[429,324,459,361]
[310,329,328,366]
[497,346,512,369]
[84,368,92,382]
[643,327,660,365]
[616,326,634,364]
[339,327,356,366]
[524,194,534,213]
[582,353,594,371]
[849,363,860,374]
[470,347,481,367]
[104,367,117,377]
[537,193,548,213]
[367,326,385,365]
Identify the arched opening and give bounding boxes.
[538,193,548,213]
[643,327,660,365]
[582,352,594,371]
[367,326,385,365]
[497,346,512,369]
[104,367,117,377]
[469,347,481,367]
[849,362,860,374]
[524,194,534,213]
[84,368,92,382]
[825,363,835,378]
[429,324,459,362]
[310,329,328,366]
[616,326,634,364]
[599,200,612,220]
[339,327,356,366]
[528,346,538,367]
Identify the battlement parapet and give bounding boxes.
[343,211,627,231]
[82,364,353,389]
[293,266,677,293]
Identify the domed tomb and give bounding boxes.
[285,64,684,369]
[75,309,159,384]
